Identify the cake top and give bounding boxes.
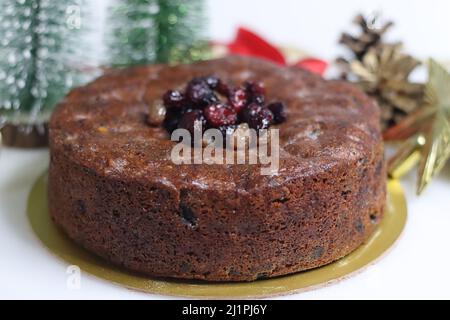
[50,56,381,192]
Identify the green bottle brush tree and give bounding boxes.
[107,0,209,66]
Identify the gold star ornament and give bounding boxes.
[387,59,450,194]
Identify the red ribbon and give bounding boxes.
[226,27,328,76]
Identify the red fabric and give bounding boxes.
[295,58,329,75]
[226,27,328,76]
[228,27,286,65]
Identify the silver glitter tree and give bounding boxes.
[0,0,85,130]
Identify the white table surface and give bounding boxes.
[0,146,449,299]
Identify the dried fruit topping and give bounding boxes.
[245,81,266,104]
[218,124,238,138]
[245,81,265,95]
[240,103,274,130]
[204,102,238,127]
[158,76,287,138]
[177,110,206,135]
[186,78,218,107]
[202,75,220,89]
[228,87,248,113]
[162,90,185,109]
[267,102,287,124]
[163,109,181,133]
[231,123,251,149]
[147,100,167,126]
[216,80,231,96]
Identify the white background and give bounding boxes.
[1,0,450,299]
[88,0,450,64]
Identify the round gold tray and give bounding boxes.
[28,173,407,298]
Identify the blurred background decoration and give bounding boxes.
[335,13,450,194]
[107,0,209,66]
[337,14,424,132]
[0,0,210,147]
[211,27,328,75]
[386,59,450,195]
[0,0,85,147]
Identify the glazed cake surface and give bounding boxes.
[48,56,386,281]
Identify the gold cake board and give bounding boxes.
[28,173,407,298]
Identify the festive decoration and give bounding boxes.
[214,27,328,76]
[338,14,424,131]
[107,0,209,66]
[295,58,328,76]
[387,59,450,194]
[226,27,286,65]
[350,44,424,131]
[0,0,85,144]
[339,13,393,62]
[338,14,450,193]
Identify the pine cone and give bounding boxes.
[339,13,394,61]
[350,44,425,130]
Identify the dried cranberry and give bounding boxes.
[228,87,248,113]
[190,75,220,89]
[163,108,181,133]
[203,75,220,89]
[240,103,274,130]
[252,95,264,105]
[160,76,286,136]
[267,102,287,124]
[245,81,266,95]
[218,124,237,138]
[204,102,238,127]
[216,80,230,96]
[162,90,185,109]
[186,79,218,107]
[164,106,196,133]
[245,81,266,105]
[177,109,206,135]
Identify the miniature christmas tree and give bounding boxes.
[0,0,85,146]
[107,0,208,66]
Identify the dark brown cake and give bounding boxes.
[48,56,386,281]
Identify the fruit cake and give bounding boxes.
[48,56,386,281]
